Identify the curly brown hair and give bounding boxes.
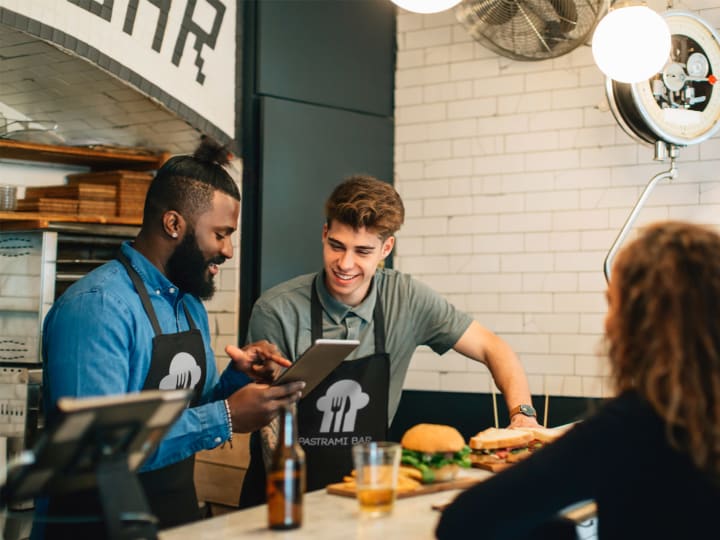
[324,175,404,240]
[606,221,720,476]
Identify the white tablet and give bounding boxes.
[273,338,360,395]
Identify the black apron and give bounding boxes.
[43,254,207,538]
[120,253,206,528]
[239,277,390,505]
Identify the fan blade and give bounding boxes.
[548,0,578,33]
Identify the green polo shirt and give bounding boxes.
[246,268,473,422]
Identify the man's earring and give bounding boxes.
[172,232,178,238]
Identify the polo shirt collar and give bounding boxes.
[315,271,377,324]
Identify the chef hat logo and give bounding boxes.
[316,379,369,433]
[159,352,202,390]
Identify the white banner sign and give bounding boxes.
[0,0,236,137]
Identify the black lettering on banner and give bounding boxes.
[67,0,114,22]
[122,0,170,52]
[172,0,226,85]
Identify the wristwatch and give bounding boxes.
[509,404,537,418]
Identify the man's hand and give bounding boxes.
[509,414,541,428]
[226,380,305,433]
[226,341,291,383]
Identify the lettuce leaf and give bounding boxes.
[401,445,472,482]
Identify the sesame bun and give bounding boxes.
[401,423,465,454]
[469,427,534,450]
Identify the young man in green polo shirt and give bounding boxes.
[239,175,538,506]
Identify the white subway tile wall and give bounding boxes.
[395,1,720,399]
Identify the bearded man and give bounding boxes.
[36,137,303,539]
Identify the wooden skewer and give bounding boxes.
[491,387,499,428]
[543,392,550,428]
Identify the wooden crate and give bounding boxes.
[67,170,153,218]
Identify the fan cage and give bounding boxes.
[456,0,605,61]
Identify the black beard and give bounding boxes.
[166,231,219,300]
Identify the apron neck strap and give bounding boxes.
[117,251,197,336]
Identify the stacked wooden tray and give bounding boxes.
[19,183,117,216]
[66,170,153,218]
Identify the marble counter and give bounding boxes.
[160,468,495,540]
[160,467,598,540]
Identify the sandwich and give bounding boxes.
[469,427,534,469]
[507,426,569,462]
[400,423,471,483]
[469,426,570,468]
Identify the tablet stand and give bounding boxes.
[96,457,157,540]
[1,389,191,540]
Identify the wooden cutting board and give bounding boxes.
[326,475,482,499]
[25,183,116,201]
[16,198,78,214]
[471,461,512,472]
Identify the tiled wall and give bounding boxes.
[0,23,201,154]
[395,1,720,399]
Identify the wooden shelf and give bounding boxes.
[0,139,168,171]
[0,211,142,231]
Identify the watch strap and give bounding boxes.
[509,404,536,418]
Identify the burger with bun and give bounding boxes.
[400,423,471,483]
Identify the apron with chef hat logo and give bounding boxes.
[118,253,206,528]
[43,254,208,538]
[297,279,390,492]
[238,277,390,506]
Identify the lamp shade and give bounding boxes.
[391,0,462,14]
[592,5,672,83]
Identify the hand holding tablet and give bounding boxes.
[272,339,360,395]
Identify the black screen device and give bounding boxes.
[3,388,191,502]
[2,389,192,540]
[272,338,360,395]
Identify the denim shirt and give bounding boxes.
[42,241,250,471]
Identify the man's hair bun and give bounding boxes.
[193,135,230,166]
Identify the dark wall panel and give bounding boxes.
[259,96,394,292]
[257,0,395,116]
[240,0,395,340]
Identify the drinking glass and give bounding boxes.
[351,441,401,517]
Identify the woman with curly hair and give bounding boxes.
[437,221,720,539]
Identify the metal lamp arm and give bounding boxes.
[603,147,678,282]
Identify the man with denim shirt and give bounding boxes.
[35,138,303,538]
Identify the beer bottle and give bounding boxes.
[267,404,306,529]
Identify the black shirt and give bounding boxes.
[436,391,719,539]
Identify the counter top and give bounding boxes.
[159,468,597,540]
